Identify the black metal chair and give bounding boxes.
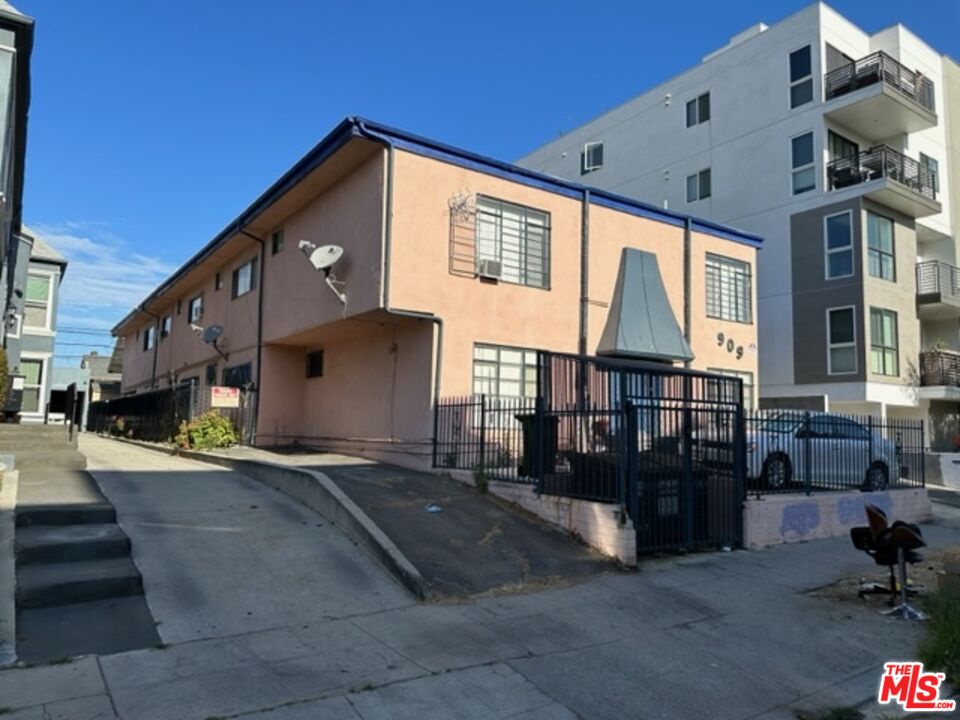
[850,503,926,619]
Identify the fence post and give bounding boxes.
[623,400,636,525]
[867,415,874,483]
[804,410,812,496]
[479,394,487,475]
[920,419,926,487]
[682,376,694,546]
[431,398,439,468]
[533,395,544,491]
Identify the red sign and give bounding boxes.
[210,386,240,408]
[878,662,956,712]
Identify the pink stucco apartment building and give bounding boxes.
[112,118,762,469]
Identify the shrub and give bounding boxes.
[918,590,960,688]
[175,411,237,450]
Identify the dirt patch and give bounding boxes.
[809,545,960,607]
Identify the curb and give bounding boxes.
[0,469,19,666]
[97,437,428,600]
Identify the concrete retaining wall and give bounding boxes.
[0,470,19,666]
[445,470,636,566]
[743,488,933,549]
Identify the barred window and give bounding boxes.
[706,254,752,323]
[475,196,550,288]
[472,344,537,399]
[706,368,755,409]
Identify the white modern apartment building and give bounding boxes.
[519,2,960,447]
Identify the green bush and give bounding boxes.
[918,590,960,688]
[175,411,237,450]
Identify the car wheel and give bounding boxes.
[762,454,791,490]
[864,463,888,492]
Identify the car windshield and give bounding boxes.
[754,412,805,433]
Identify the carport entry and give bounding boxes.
[435,351,746,555]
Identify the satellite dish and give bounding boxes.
[308,244,343,273]
[202,324,224,345]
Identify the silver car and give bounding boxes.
[747,411,900,491]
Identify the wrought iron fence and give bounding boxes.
[826,145,937,201]
[919,350,960,387]
[824,50,935,112]
[87,382,258,444]
[742,410,925,495]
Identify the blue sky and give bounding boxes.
[13,0,960,364]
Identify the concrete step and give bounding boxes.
[10,450,87,471]
[15,524,131,566]
[16,503,117,528]
[0,440,78,452]
[0,425,76,439]
[16,557,144,609]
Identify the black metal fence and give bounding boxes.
[434,351,747,554]
[87,382,258,445]
[920,349,960,387]
[742,410,925,495]
[826,145,937,201]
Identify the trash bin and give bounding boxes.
[515,413,558,478]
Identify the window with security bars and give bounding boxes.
[706,368,755,409]
[705,254,752,323]
[472,344,538,400]
[475,196,550,288]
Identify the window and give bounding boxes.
[473,344,537,399]
[791,132,815,194]
[23,273,52,330]
[188,295,203,324]
[789,45,813,108]
[827,130,858,161]
[685,168,711,202]
[582,142,604,173]
[306,350,324,378]
[827,307,857,375]
[271,229,284,255]
[143,325,156,351]
[205,363,217,385]
[706,368,755,409]
[221,362,252,388]
[870,308,898,376]
[685,92,710,127]
[160,315,172,338]
[920,153,939,194]
[232,257,258,299]
[215,273,223,291]
[825,44,854,73]
[867,212,895,281]
[20,358,43,413]
[176,300,182,315]
[475,196,550,288]
[824,211,853,279]
[705,254,752,323]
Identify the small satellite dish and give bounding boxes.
[202,324,224,345]
[307,244,344,273]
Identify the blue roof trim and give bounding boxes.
[115,115,763,333]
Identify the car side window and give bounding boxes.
[833,418,869,440]
[800,417,834,438]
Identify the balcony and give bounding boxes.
[826,145,941,218]
[823,51,937,141]
[919,350,960,399]
[917,261,960,319]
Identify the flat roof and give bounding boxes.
[113,116,763,334]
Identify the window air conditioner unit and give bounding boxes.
[477,259,502,280]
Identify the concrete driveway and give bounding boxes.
[2,436,958,719]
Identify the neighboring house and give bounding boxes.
[518,2,960,447]
[113,117,761,468]
[82,351,122,405]
[4,225,67,421]
[0,1,33,374]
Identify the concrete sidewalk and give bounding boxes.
[1,437,957,719]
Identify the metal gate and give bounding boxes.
[535,352,745,555]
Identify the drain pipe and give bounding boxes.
[579,189,590,357]
[140,305,161,389]
[683,218,692,369]
[238,226,266,445]
[358,122,444,407]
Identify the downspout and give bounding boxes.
[357,122,444,409]
[683,218,692,369]
[238,226,266,445]
[140,306,161,389]
[579,189,590,356]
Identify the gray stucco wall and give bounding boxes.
[791,197,865,385]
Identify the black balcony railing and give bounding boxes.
[824,51,936,113]
[826,145,937,201]
[920,350,960,387]
[917,260,960,302]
